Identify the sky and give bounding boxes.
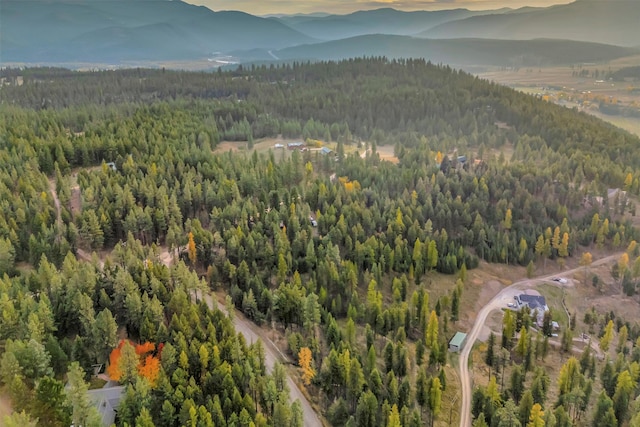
[183,0,573,15]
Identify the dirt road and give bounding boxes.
[204,294,323,427]
[62,177,322,426]
[458,254,621,427]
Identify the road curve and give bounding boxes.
[60,169,324,427]
[458,254,621,427]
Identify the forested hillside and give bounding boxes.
[1,59,639,426]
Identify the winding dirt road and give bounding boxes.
[57,180,323,426]
[459,254,621,427]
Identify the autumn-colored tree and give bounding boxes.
[619,253,630,273]
[298,347,315,385]
[600,320,614,353]
[107,340,161,386]
[136,342,155,356]
[187,231,197,265]
[138,355,160,386]
[504,209,513,230]
[107,341,124,381]
[527,403,545,427]
[580,252,592,284]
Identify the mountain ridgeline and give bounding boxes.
[1,0,639,66]
[0,0,315,62]
[419,0,640,47]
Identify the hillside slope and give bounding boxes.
[269,36,639,68]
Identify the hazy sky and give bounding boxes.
[184,0,573,15]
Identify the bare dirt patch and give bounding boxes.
[0,390,13,420]
[213,141,246,154]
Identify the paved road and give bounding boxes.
[458,254,621,427]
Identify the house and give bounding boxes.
[515,290,549,326]
[449,332,467,352]
[86,382,125,426]
[287,142,305,150]
[320,147,334,156]
[515,293,548,313]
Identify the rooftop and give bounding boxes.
[87,384,125,426]
[450,331,467,347]
[517,294,547,312]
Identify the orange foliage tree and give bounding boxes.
[106,341,123,381]
[138,355,161,386]
[106,340,161,386]
[136,342,155,356]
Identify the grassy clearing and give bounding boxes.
[88,377,107,390]
[478,58,640,137]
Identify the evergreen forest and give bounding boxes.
[1,59,639,427]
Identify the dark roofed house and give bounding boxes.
[516,294,547,312]
[287,142,305,150]
[515,292,549,326]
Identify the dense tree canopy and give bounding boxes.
[1,59,640,426]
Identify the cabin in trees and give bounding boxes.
[449,331,467,352]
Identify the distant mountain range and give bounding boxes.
[270,8,510,41]
[1,1,315,62]
[419,0,640,47]
[1,0,638,66]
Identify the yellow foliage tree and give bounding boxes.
[619,253,630,272]
[298,347,315,385]
[527,403,545,427]
[580,252,592,284]
[600,320,614,353]
[187,231,197,266]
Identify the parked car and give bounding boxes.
[552,277,568,284]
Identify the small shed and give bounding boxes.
[449,332,467,352]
